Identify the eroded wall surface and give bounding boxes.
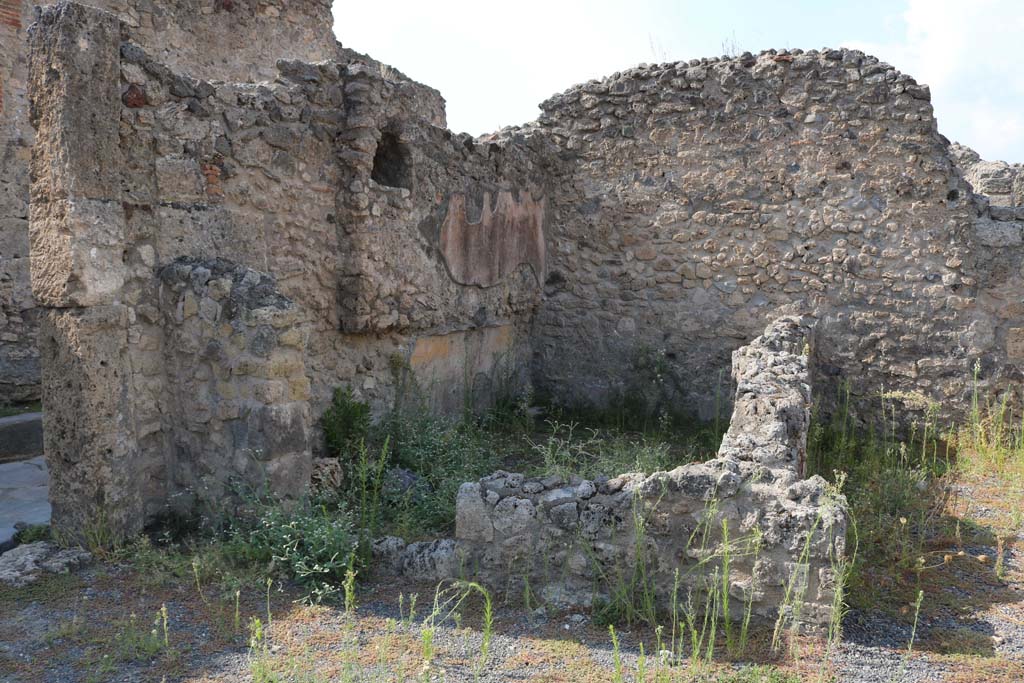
[29,2,551,537]
[531,49,1022,425]
[86,0,336,81]
[954,143,1024,211]
[25,3,1024,542]
[0,0,37,403]
[0,0,337,405]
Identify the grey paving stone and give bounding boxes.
[0,455,50,552]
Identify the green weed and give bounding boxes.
[322,387,371,458]
[222,496,357,605]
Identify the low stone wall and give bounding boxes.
[453,317,846,631]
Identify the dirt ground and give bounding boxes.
[1,475,1021,683]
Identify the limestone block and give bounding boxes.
[29,199,126,307]
[39,304,145,541]
[29,2,122,202]
[455,483,494,542]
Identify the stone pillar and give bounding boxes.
[28,3,143,541]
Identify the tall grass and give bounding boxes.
[807,369,1024,629]
[586,490,790,676]
[953,361,1024,482]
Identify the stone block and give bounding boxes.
[260,402,310,457]
[455,483,493,542]
[155,156,204,202]
[29,199,126,307]
[264,451,311,500]
[975,218,1023,248]
[0,412,43,461]
[1007,328,1024,359]
[39,304,145,542]
[29,2,122,202]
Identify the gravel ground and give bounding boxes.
[1,483,1022,682]
[827,480,1024,683]
[2,560,1021,683]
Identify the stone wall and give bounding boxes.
[0,0,38,403]
[87,0,336,82]
[157,257,312,513]
[454,317,846,631]
[530,49,1024,426]
[945,144,1024,409]
[23,3,1024,545]
[953,143,1024,211]
[0,0,338,405]
[28,2,551,538]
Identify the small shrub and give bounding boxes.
[223,497,357,604]
[378,411,501,535]
[322,387,371,458]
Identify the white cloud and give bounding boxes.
[843,0,1024,162]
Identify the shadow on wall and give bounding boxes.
[371,131,412,190]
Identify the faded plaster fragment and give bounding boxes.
[439,191,545,287]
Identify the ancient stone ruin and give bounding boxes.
[450,317,845,628]
[3,0,1024,632]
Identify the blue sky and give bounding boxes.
[333,1,1024,162]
